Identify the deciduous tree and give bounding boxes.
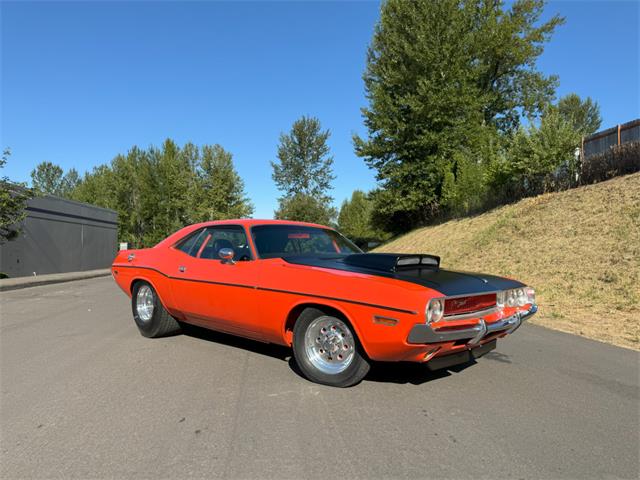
[354,0,563,233]
[0,149,33,243]
[30,161,64,195]
[337,190,385,245]
[190,144,254,222]
[272,116,336,223]
[70,140,253,247]
[558,93,602,136]
[275,193,335,226]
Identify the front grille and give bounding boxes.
[444,293,497,317]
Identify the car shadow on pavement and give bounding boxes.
[363,360,477,386]
[180,323,292,361]
[180,322,478,386]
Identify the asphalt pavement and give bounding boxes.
[1,277,638,479]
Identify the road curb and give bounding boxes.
[0,269,111,292]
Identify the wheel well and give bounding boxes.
[284,302,360,338]
[284,303,370,359]
[130,278,148,294]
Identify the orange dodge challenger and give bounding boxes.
[112,219,537,387]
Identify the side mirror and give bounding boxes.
[218,248,235,264]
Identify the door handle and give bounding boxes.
[178,266,186,273]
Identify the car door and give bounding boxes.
[170,225,263,340]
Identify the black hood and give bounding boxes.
[282,253,524,296]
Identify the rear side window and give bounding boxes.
[175,228,207,256]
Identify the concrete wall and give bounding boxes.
[0,196,118,278]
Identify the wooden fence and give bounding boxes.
[582,119,640,159]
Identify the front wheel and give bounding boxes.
[131,281,181,338]
[292,308,370,387]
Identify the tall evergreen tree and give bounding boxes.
[272,116,336,223]
[354,0,563,233]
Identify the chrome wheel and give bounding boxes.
[136,285,155,323]
[304,316,355,374]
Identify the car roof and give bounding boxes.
[154,219,332,248]
[197,219,329,229]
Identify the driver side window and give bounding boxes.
[198,226,252,261]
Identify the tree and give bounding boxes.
[30,161,65,195]
[190,144,254,222]
[275,193,335,225]
[441,151,490,217]
[71,165,116,209]
[30,161,81,198]
[506,106,582,194]
[61,168,81,197]
[136,140,194,246]
[0,148,33,243]
[272,116,336,223]
[337,190,384,245]
[70,140,253,248]
[354,0,563,233]
[558,93,602,136]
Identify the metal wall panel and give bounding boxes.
[0,196,118,278]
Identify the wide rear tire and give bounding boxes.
[292,308,370,387]
[131,281,181,338]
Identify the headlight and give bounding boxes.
[506,289,517,307]
[516,288,527,306]
[525,286,535,305]
[426,298,444,323]
[498,287,535,309]
[496,291,506,307]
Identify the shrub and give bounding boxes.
[581,142,640,185]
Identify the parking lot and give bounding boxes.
[1,276,638,479]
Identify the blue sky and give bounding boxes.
[2,1,638,219]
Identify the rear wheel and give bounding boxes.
[131,281,181,338]
[292,308,370,387]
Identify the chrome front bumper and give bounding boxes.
[407,304,538,346]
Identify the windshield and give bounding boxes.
[251,225,362,259]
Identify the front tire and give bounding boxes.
[292,308,370,387]
[131,281,181,338]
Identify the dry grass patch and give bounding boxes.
[377,173,640,350]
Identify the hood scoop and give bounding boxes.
[342,253,440,273]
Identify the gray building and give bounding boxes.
[0,196,118,278]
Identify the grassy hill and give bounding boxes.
[377,173,640,350]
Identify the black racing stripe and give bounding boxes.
[113,264,168,277]
[281,256,525,296]
[172,276,256,290]
[111,264,417,315]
